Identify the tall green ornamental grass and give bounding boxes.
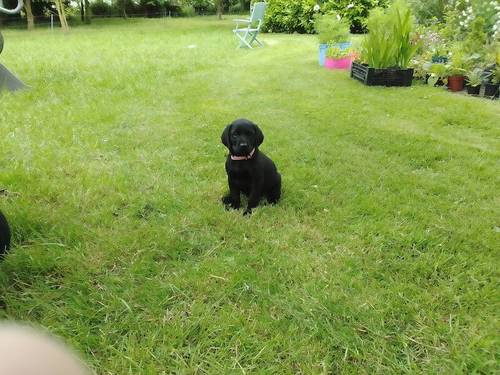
[361,0,419,68]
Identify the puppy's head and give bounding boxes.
[221,119,264,156]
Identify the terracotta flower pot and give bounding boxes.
[447,75,465,92]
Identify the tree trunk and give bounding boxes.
[116,0,128,19]
[119,0,128,19]
[84,0,91,24]
[24,0,35,30]
[217,3,222,19]
[80,0,84,22]
[54,0,69,31]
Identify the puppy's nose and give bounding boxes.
[239,142,248,147]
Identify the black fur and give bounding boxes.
[0,210,11,260]
[221,119,281,215]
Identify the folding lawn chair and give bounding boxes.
[233,2,267,49]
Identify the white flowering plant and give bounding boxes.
[414,24,449,58]
[446,0,500,38]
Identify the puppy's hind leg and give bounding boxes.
[266,174,281,205]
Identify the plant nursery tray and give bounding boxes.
[351,61,414,87]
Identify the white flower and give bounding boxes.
[313,4,320,12]
[336,14,341,20]
[346,3,354,9]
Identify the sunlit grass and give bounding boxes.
[0,17,499,373]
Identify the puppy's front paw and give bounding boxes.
[222,196,240,210]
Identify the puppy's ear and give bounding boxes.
[221,124,232,148]
[253,123,264,147]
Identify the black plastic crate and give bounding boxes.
[484,83,499,99]
[351,61,414,87]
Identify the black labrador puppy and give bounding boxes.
[0,210,11,259]
[221,119,281,215]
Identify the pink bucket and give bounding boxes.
[325,57,353,70]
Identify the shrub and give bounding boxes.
[188,0,215,14]
[263,0,387,34]
[176,0,248,17]
[407,0,449,24]
[263,0,317,34]
[322,0,389,33]
[229,1,251,14]
[408,0,499,35]
[464,17,488,53]
[439,0,500,41]
[361,0,418,68]
[90,0,116,17]
[228,3,243,14]
[180,4,196,17]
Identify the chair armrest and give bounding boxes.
[233,18,251,23]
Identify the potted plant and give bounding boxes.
[315,13,351,66]
[465,68,485,95]
[484,66,499,98]
[430,37,448,63]
[325,47,354,70]
[431,52,448,64]
[447,69,466,91]
[425,62,448,87]
[351,1,419,87]
[446,49,466,92]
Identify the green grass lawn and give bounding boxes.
[0,17,499,374]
